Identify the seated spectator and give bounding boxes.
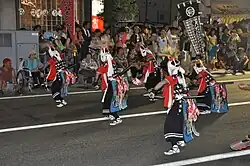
[114,47,128,73]
[79,53,98,84]
[127,49,143,79]
[25,51,44,86]
[0,58,16,93]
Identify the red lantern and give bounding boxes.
[92,16,104,32]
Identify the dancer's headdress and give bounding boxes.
[48,46,66,71]
[100,48,114,77]
[167,57,185,76]
[139,44,153,57]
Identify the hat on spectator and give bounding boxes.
[28,51,37,58]
[231,29,237,33]
[168,27,179,31]
[29,51,36,55]
[237,28,243,34]
[3,58,11,64]
[134,26,141,31]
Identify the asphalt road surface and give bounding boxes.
[1,82,250,166]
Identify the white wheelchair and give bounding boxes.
[16,58,34,93]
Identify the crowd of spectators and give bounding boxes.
[1,19,250,94]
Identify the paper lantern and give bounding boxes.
[52,10,58,17]
[42,9,48,16]
[92,16,104,32]
[18,8,25,16]
[30,9,36,17]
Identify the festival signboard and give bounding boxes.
[60,0,75,43]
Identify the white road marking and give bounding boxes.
[0,87,145,100]
[0,101,249,134]
[153,149,250,166]
[219,78,250,83]
[0,77,249,100]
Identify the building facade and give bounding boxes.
[136,0,211,25]
[0,0,92,31]
[136,0,184,24]
[0,0,17,30]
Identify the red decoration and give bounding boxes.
[60,0,75,44]
[92,16,104,32]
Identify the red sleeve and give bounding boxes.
[165,76,171,82]
[48,58,54,64]
[60,53,64,59]
[97,66,108,73]
[199,71,208,78]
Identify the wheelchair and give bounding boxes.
[16,58,33,94]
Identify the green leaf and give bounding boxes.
[101,0,139,22]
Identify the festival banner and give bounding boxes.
[92,16,104,32]
[60,0,75,44]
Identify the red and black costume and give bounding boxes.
[132,45,161,93]
[149,58,199,155]
[46,47,76,107]
[195,66,228,114]
[95,49,129,126]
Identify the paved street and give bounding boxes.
[0,71,249,98]
[1,81,250,165]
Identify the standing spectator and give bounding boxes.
[115,27,128,53]
[60,24,70,46]
[75,23,84,52]
[208,29,218,70]
[221,27,230,43]
[114,47,128,73]
[180,30,192,75]
[130,26,144,48]
[33,25,43,40]
[101,27,114,52]
[60,24,73,66]
[158,29,168,53]
[164,25,169,33]
[232,47,245,75]
[81,21,91,60]
[90,29,102,48]
[237,28,247,50]
[230,29,241,73]
[143,24,152,44]
[151,33,159,56]
[212,21,220,43]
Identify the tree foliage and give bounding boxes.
[97,0,139,22]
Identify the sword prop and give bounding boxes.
[115,59,139,77]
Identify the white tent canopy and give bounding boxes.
[211,0,250,15]
[207,0,250,23]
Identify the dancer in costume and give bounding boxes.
[132,45,161,97]
[149,58,199,155]
[230,84,250,151]
[193,59,229,114]
[94,49,129,126]
[230,135,250,151]
[140,45,161,94]
[45,33,76,108]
